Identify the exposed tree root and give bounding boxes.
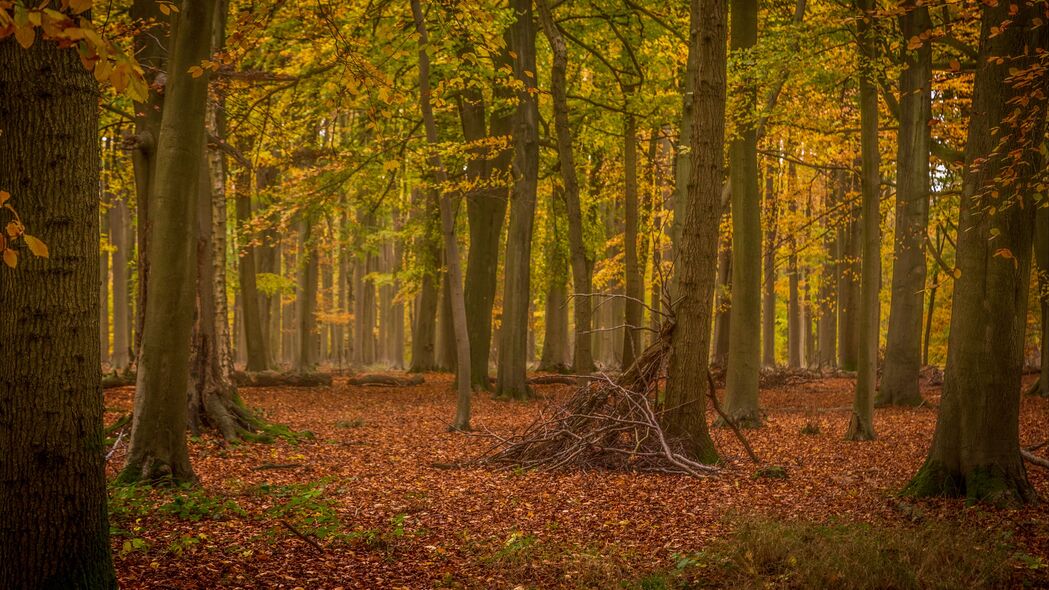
[476,326,720,477]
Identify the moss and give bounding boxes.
[901,459,961,498]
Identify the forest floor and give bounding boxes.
[104,372,1049,589]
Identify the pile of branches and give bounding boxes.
[476,322,719,477]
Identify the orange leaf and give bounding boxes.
[3,248,17,268]
[23,234,48,258]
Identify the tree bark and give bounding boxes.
[0,35,117,590]
[100,210,111,364]
[787,162,803,370]
[111,195,132,369]
[712,231,731,367]
[662,0,726,464]
[297,219,319,371]
[1031,205,1049,397]
[879,0,932,407]
[906,0,1048,502]
[622,112,643,367]
[235,156,269,371]
[496,0,541,400]
[838,173,861,371]
[817,175,841,369]
[412,0,474,429]
[536,0,595,374]
[409,188,440,371]
[121,0,214,484]
[762,166,778,367]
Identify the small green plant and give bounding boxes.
[166,534,203,556]
[335,418,365,429]
[753,465,788,479]
[157,485,245,522]
[257,478,345,540]
[120,537,150,556]
[800,421,820,435]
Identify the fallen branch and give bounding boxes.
[707,371,761,464]
[234,371,333,387]
[253,463,303,471]
[278,520,325,553]
[347,373,424,387]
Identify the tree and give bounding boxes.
[536,0,595,374]
[121,0,215,483]
[722,0,762,427]
[845,0,879,442]
[0,35,117,589]
[412,0,473,430]
[1031,205,1049,397]
[662,0,726,464]
[905,0,1049,503]
[879,0,932,407]
[496,0,540,400]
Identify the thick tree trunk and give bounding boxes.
[846,0,880,441]
[906,0,1048,502]
[762,167,778,367]
[111,196,132,369]
[662,0,725,464]
[297,219,319,371]
[537,0,594,374]
[436,268,456,370]
[879,0,932,407]
[723,0,761,426]
[0,35,117,590]
[121,0,214,484]
[496,0,541,400]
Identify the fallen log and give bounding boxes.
[102,371,136,389]
[347,373,425,387]
[234,370,333,387]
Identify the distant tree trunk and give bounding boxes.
[410,188,440,371]
[536,0,594,374]
[762,166,778,367]
[235,159,269,371]
[130,0,170,359]
[282,244,296,365]
[846,0,880,441]
[436,268,456,370]
[297,219,319,371]
[100,212,110,365]
[496,0,540,400]
[413,0,473,429]
[787,165,803,369]
[722,0,761,426]
[0,35,117,590]
[662,0,725,464]
[838,174,861,371]
[817,176,841,369]
[121,0,214,484]
[111,196,132,369]
[879,0,932,407]
[540,190,570,372]
[391,214,406,369]
[1031,206,1048,397]
[906,0,1048,502]
[922,228,944,367]
[622,112,643,367]
[712,231,731,367]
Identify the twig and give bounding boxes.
[706,371,761,464]
[279,520,325,553]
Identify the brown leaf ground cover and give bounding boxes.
[104,374,1049,589]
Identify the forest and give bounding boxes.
[1,0,1049,587]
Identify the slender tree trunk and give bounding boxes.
[496,0,541,400]
[0,35,117,590]
[539,189,570,372]
[111,196,132,369]
[100,213,110,365]
[121,0,214,483]
[846,0,880,441]
[722,0,761,426]
[762,167,778,367]
[537,0,594,374]
[297,219,319,371]
[817,176,840,369]
[436,268,456,370]
[235,156,269,371]
[787,166,803,369]
[1031,205,1048,397]
[879,0,932,407]
[413,0,473,429]
[712,232,731,367]
[622,111,643,367]
[906,0,1048,502]
[409,189,440,371]
[662,0,726,464]
[838,174,861,370]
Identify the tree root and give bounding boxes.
[233,370,333,387]
[347,373,425,387]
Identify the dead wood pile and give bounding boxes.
[477,322,719,477]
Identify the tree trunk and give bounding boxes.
[100,211,110,365]
[536,0,594,374]
[235,157,269,371]
[906,0,1048,502]
[662,0,726,464]
[413,0,474,429]
[0,35,117,590]
[722,0,761,426]
[817,175,841,369]
[846,0,880,441]
[436,267,456,370]
[838,175,861,371]
[111,195,132,369]
[1031,205,1048,397]
[762,165,778,367]
[496,0,540,400]
[297,219,319,371]
[879,0,932,407]
[409,189,440,371]
[622,112,643,367]
[121,0,214,484]
[787,166,803,369]
[712,232,731,367]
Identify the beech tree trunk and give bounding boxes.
[235,158,269,371]
[121,0,214,483]
[712,233,731,367]
[906,0,1048,502]
[496,0,541,400]
[622,112,643,367]
[662,0,725,464]
[111,195,132,369]
[1032,206,1049,397]
[0,35,117,590]
[787,164,803,370]
[846,0,880,441]
[100,212,110,364]
[838,175,861,371]
[817,175,841,369]
[297,219,319,371]
[537,0,595,374]
[410,188,441,371]
[413,0,474,429]
[762,166,778,367]
[879,0,932,407]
